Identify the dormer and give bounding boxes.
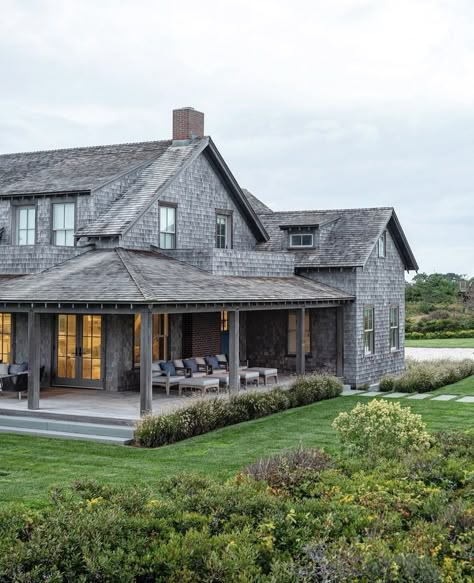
[279,223,319,250]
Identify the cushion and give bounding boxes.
[151,362,162,372]
[205,355,220,370]
[183,358,198,373]
[159,361,176,376]
[9,363,28,375]
[173,359,184,369]
[216,354,227,363]
[195,357,206,366]
[0,363,9,376]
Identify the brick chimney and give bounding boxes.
[172,107,204,143]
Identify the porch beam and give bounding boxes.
[139,309,153,416]
[228,310,240,392]
[296,307,305,375]
[27,311,40,410]
[336,307,344,378]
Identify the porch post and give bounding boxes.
[27,311,41,410]
[336,306,344,378]
[296,307,305,375]
[140,309,153,416]
[228,310,240,392]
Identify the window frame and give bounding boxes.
[159,203,177,250]
[52,201,76,247]
[389,305,400,351]
[363,305,375,356]
[133,313,170,367]
[288,232,314,249]
[14,205,36,246]
[287,310,311,355]
[0,312,13,364]
[378,231,386,258]
[215,212,232,250]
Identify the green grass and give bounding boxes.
[405,337,474,348]
[1,377,473,507]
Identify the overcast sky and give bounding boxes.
[1,0,473,277]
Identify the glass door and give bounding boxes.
[54,315,104,388]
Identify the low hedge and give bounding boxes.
[379,358,474,393]
[406,329,474,339]
[135,374,342,447]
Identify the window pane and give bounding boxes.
[28,208,36,226]
[302,234,313,246]
[55,230,65,246]
[64,203,75,229]
[18,230,26,246]
[167,208,175,233]
[53,204,64,230]
[19,208,27,229]
[65,230,74,247]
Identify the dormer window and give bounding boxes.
[289,233,314,248]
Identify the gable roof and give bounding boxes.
[0,248,353,305]
[0,140,171,196]
[257,207,418,271]
[242,189,274,214]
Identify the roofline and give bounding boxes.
[204,139,269,242]
[386,210,419,271]
[0,189,90,198]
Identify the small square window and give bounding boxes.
[289,233,314,248]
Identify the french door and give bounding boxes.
[54,314,104,388]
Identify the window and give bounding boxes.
[159,206,176,249]
[16,206,36,245]
[53,202,75,246]
[289,233,314,248]
[0,313,12,363]
[378,231,386,257]
[389,306,400,351]
[364,306,375,355]
[287,311,311,354]
[221,310,228,332]
[134,313,169,365]
[216,213,232,249]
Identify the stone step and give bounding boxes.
[0,415,135,441]
[0,425,133,445]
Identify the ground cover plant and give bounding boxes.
[135,374,342,447]
[0,428,472,581]
[0,374,473,507]
[379,358,474,393]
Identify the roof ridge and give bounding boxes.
[0,139,172,159]
[269,206,394,215]
[114,248,150,301]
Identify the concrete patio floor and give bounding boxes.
[0,377,294,423]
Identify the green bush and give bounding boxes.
[379,375,396,392]
[332,399,431,458]
[1,432,472,581]
[392,358,474,393]
[136,375,342,448]
[406,329,474,339]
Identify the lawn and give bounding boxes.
[1,376,473,507]
[405,337,474,348]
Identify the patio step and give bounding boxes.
[0,415,135,444]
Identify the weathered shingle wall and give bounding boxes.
[0,244,89,274]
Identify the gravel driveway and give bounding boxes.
[406,347,474,361]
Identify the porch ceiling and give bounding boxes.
[0,247,354,309]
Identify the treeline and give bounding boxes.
[405,272,472,304]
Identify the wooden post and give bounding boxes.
[336,306,344,378]
[228,310,240,392]
[27,311,40,410]
[140,310,153,416]
[296,308,305,375]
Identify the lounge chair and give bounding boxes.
[246,367,278,386]
[152,361,188,396]
[178,376,220,396]
[0,362,45,400]
[209,369,260,390]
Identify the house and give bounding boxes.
[0,107,418,416]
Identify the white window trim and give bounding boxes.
[363,306,375,356]
[159,205,177,249]
[289,232,314,248]
[389,305,400,351]
[15,206,36,246]
[378,231,386,258]
[52,202,75,247]
[216,213,232,249]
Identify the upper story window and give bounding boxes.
[289,233,314,248]
[378,231,386,257]
[216,213,232,249]
[363,305,375,355]
[53,202,75,246]
[16,206,36,245]
[159,205,176,249]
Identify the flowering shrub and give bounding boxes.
[332,399,431,458]
[380,358,474,393]
[136,374,342,447]
[1,431,472,581]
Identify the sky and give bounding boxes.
[0,0,473,277]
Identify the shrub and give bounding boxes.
[406,329,474,339]
[242,446,332,492]
[379,375,396,392]
[385,358,474,393]
[332,399,431,459]
[136,375,342,448]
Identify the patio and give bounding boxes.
[0,378,294,423]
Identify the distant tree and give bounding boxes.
[405,273,458,304]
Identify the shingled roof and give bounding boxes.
[255,207,418,271]
[0,248,353,305]
[0,140,172,196]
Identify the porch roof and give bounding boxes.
[0,247,353,308]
